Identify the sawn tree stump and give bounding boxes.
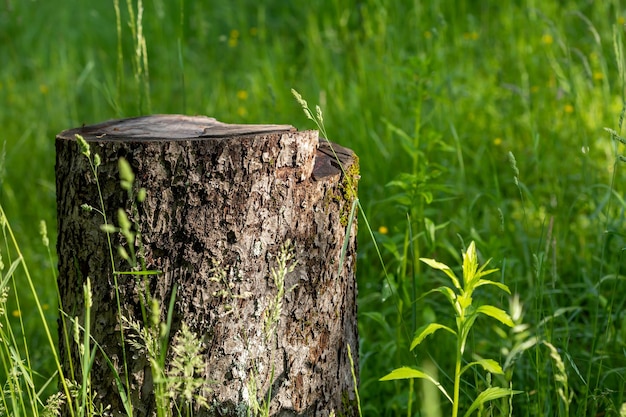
[55,115,359,417]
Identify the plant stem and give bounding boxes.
[89,156,134,417]
[452,341,462,417]
[452,318,464,417]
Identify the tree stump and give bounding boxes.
[55,115,359,417]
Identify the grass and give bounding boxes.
[2,0,626,415]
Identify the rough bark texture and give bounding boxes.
[55,115,359,417]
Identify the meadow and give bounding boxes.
[1,0,626,415]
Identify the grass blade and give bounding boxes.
[410,323,456,351]
[462,387,522,417]
[380,366,452,403]
[476,305,514,327]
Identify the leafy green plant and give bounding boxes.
[380,241,521,417]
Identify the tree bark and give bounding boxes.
[55,115,359,417]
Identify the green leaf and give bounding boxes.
[118,157,135,190]
[460,359,504,376]
[474,267,499,281]
[420,190,433,204]
[100,223,117,234]
[474,278,511,294]
[382,118,416,154]
[476,305,514,327]
[386,179,409,190]
[9,347,34,389]
[419,257,451,272]
[117,245,130,261]
[117,208,131,232]
[462,241,479,284]
[137,187,147,203]
[427,286,458,309]
[380,366,430,381]
[457,292,473,312]
[380,367,452,403]
[410,323,456,350]
[361,312,388,328]
[99,344,134,417]
[459,312,479,354]
[420,258,461,289]
[424,217,436,244]
[2,256,22,285]
[503,336,539,371]
[463,387,522,417]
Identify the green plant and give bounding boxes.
[263,240,297,343]
[0,205,75,417]
[380,241,521,417]
[112,0,151,114]
[347,343,363,417]
[74,134,135,416]
[122,302,209,417]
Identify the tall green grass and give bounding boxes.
[2,0,626,415]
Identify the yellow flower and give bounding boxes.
[39,84,49,95]
[378,226,389,235]
[424,30,432,39]
[237,106,247,117]
[463,31,479,40]
[237,90,248,100]
[228,29,239,48]
[530,86,539,93]
[618,16,625,25]
[541,34,554,45]
[593,71,604,81]
[564,104,574,113]
[493,137,503,146]
[12,310,20,318]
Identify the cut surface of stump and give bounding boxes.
[55,115,359,417]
